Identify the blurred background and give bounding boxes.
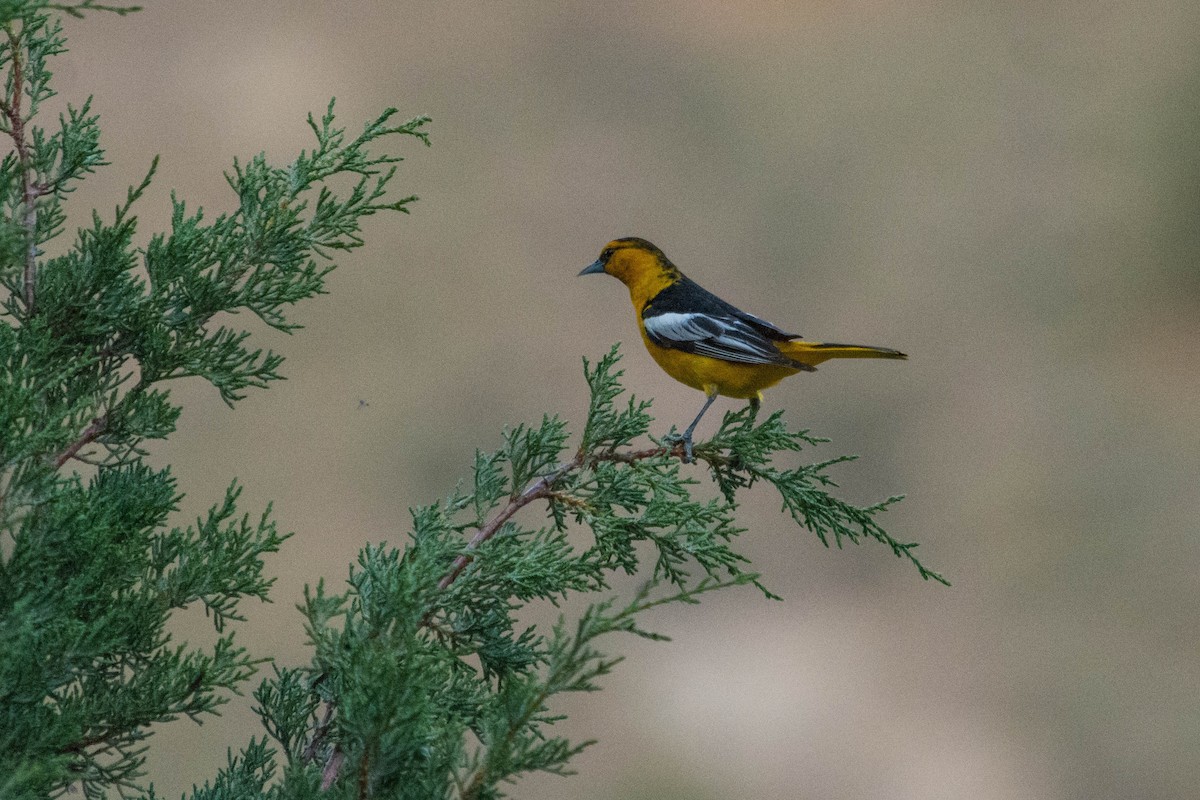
[52,2,1199,798]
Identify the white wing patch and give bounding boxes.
[643,312,788,365]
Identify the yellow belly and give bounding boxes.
[639,328,800,399]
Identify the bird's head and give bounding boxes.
[579,237,680,295]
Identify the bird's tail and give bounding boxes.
[780,340,908,368]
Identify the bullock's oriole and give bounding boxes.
[580,237,906,460]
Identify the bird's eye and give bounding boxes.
[601,247,615,260]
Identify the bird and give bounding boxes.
[579,237,906,461]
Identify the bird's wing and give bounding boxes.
[643,310,796,365]
[641,276,801,366]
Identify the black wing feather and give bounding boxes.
[642,277,803,367]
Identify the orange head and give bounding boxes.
[579,237,681,306]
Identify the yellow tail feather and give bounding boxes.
[780,340,908,368]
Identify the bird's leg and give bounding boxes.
[675,393,718,463]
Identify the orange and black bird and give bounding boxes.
[580,237,906,460]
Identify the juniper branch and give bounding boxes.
[293,345,943,798]
[436,441,685,592]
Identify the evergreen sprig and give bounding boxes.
[700,406,947,583]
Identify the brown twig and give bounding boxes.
[357,752,370,800]
[591,444,677,464]
[59,728,116,754]
[302,702,335,764]
[435,441,682,591]
[437,459,579,590]
[53,415,108,469]
[320,747,345,792]
[1,25,43,317]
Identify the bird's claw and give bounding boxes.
[664,432,696,464]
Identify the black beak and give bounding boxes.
[578,259,606,276]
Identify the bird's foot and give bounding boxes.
[664,431,696,464]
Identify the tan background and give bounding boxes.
[50,3,1199,798]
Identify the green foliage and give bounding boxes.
[0,2,139,25]
[233,347,941,800]
[1,6,943,800]
[0,5,429,798]
[700,407,945,582]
